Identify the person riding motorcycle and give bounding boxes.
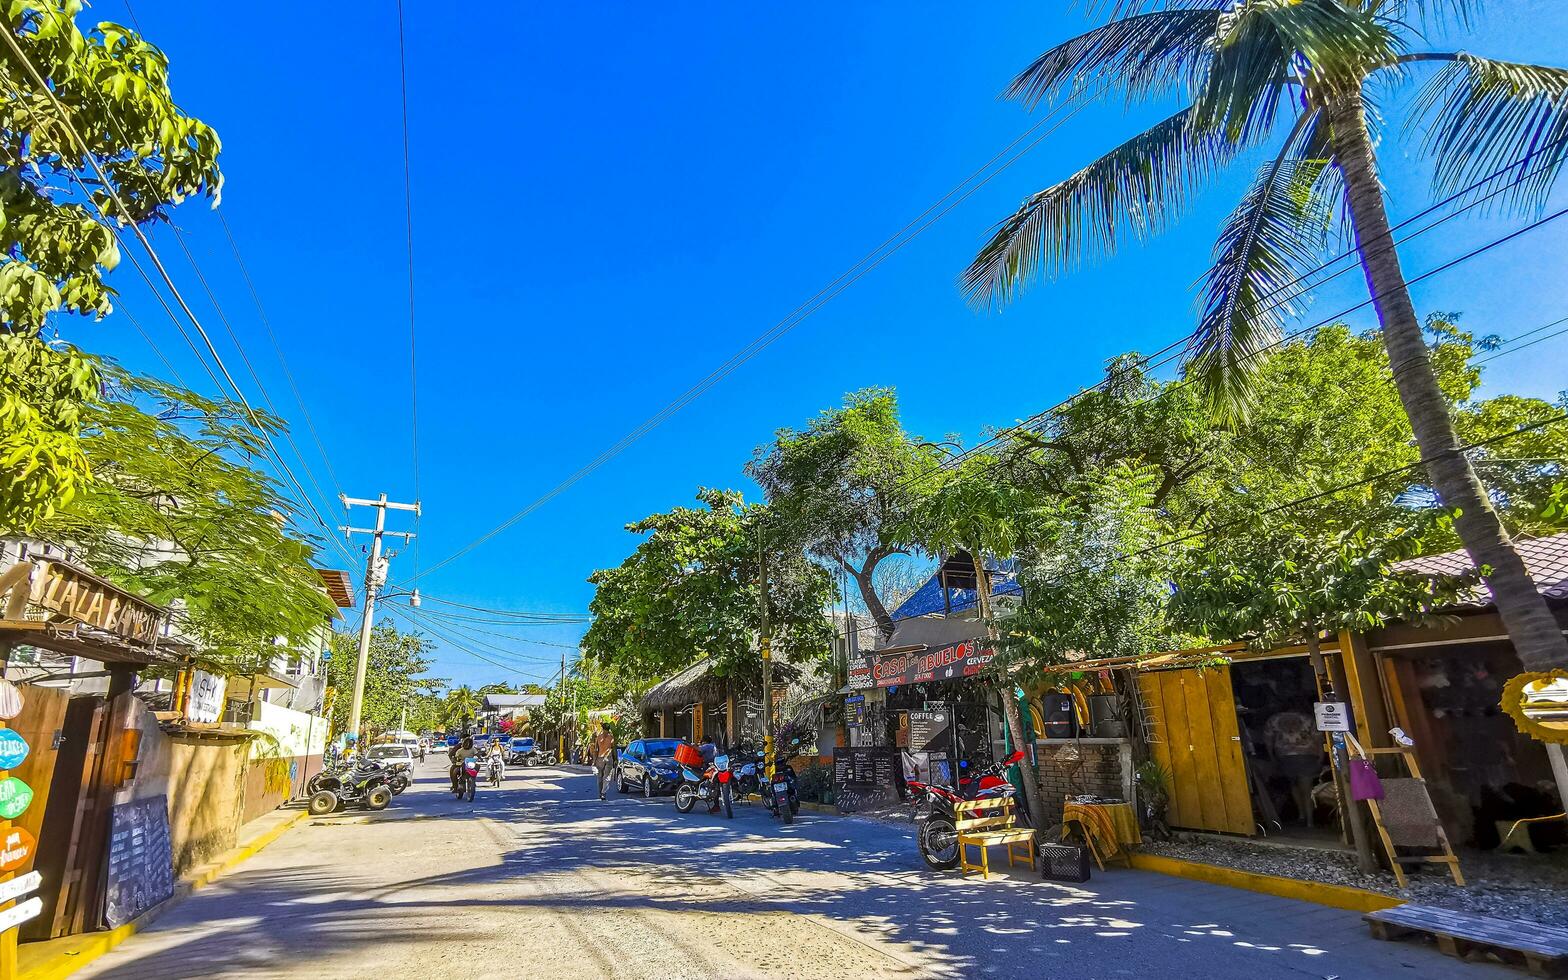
[486,737,505,784]
[448,735,478,794]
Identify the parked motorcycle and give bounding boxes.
[673,752,733,819]
[308,762,394,815]
[454,756,480,801]
[906,750,1026,870]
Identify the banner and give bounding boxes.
[873,639,993,689]
[187,670,227,724]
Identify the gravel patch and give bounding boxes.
[1140,835,1568,928]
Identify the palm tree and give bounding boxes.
[966,1,1568,671]
[444,685,479,729]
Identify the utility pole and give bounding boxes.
[341,492,419,742]
[759,529,774,780]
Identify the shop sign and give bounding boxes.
[847,650,874,691]
[0,560,164,645]
[0,870,40,904]
[873,639,993,689]
[0,827,35,872]
[187,670,227,725]
[1314,701,1351,732]
[0,777,32,819]
[908,708,951,750]
[0,730,28,770]
[0,896,40,933]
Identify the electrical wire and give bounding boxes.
[406,82,1112,584]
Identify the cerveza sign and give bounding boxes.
[873,639,993,688]
[0,559,164,646]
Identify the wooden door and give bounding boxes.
[7,685,69,873]
[1139,666,1254,836]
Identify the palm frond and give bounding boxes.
[963,107,1239,308]
[1369,0,1479,30]
[1189,111,1335,423]
[1410,53,1568,209]
[1200,1,1395,143]
[1006,6,1227,108]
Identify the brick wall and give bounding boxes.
[1033,740,1128,828]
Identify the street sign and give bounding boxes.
[0,896,41,933]
[0,870,40,904]
[0,777,32,819]
[0,730,28,770]
[0,827,35,872]
[1315,701,1351,732]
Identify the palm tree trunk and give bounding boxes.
[1326,95,1568,671]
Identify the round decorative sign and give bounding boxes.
[0,729,30,770]
[0,826,34,872]
[0,778,32,820]
[0,680,23,720]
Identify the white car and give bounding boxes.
[364,744,416,772]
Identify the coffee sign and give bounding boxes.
[0,827,35,872]
[0,730,28,770]
[0,777,33,820]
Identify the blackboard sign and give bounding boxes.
[103,795,174,929]
[908,709,951,751]
[833,747,899,814]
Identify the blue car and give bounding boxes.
[507,736,541,766]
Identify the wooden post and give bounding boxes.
[1314,633,1378,872]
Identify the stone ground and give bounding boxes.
[71,760,1521,980]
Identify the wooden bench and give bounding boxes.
[1365,905,1568,977]
[955,797,1034,879]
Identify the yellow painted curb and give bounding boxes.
[1128,852,1403,914]
[18,809,307,980]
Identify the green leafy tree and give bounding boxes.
[748,389,939,639]
[966,0,1568,670]
[35,364,335,667]
[0,2,220,529]
[582,489,836,682]
[326,622,439,738]
[443,685,480,729]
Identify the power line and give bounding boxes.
[412,608,585,649]
[388,606,562,679]
[0,14,356,568]
[407,83,1110,584]
[414,593,589,621]
[395,0,423,581]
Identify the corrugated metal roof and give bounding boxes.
[1393,531,1568,607]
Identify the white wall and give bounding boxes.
[247,700,327,759]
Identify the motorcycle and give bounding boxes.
[759,729,813,824]
[673,752,733,819]
[453,756,480,801]
[308,762,394,815]
[906,749,1027,870]
[487,755,504,788]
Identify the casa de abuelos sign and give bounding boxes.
[0,559,164,646]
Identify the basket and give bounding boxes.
[1039,843,1092,884]
[673,743,703,768]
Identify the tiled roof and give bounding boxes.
[1393,532,1568,607]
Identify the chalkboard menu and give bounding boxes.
[103,795,174,929]
[908,708,952,751]
[832,747,899,814]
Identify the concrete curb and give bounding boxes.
[18,809,308,980]
[1127,852,1403,914]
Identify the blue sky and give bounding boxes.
[86,2,1568,687]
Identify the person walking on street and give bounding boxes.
[592,725,617,800]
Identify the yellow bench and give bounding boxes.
[956,797,1035,879]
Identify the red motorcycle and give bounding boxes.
[906,750,1027,870]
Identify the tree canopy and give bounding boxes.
[326,622,441,738]
[0,2,221,530]
[581,488,836,682]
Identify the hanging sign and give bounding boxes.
[908,709,952,751]
[0,870,40,904]
[0,777,33,820]
[1314,701,1351,733]
[0,896,41,933]
[0,730,29,770]
[0,680,23,720]
[0,827,35,872]
[187,670,227,725]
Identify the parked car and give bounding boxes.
[507,736,541,766]
[365,743,415,769]
[616,738,686,797]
